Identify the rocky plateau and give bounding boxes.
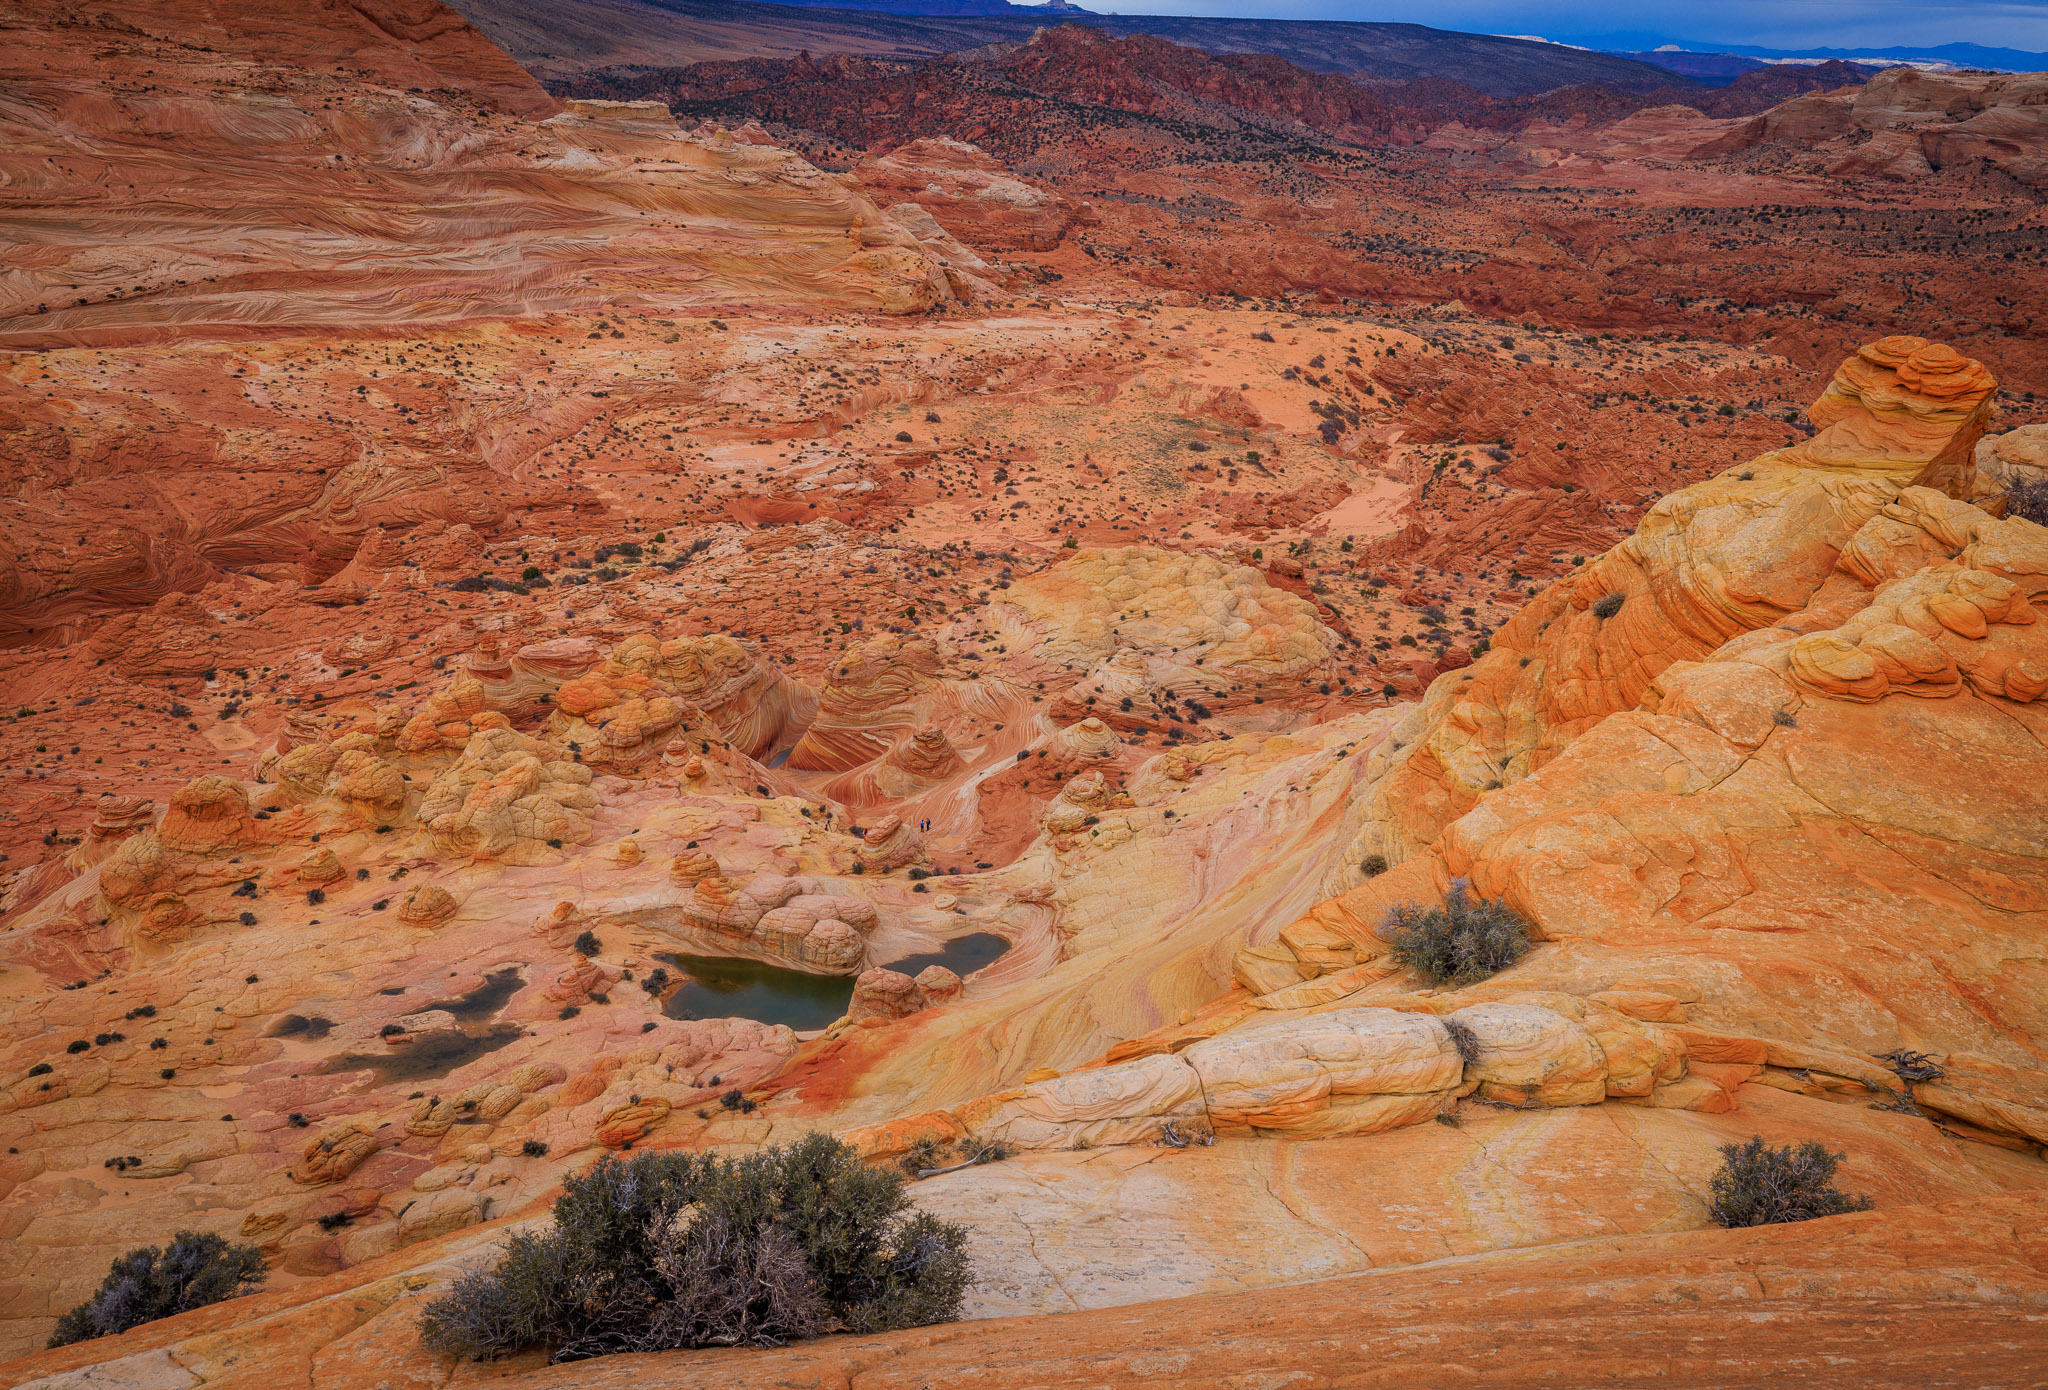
[1,0,2046,1384]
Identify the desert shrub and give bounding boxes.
[1382,879,1533,987]
[898,1136,953,1176]
[1707,1136,1873,1227]
[416,1132,971,1362]
[1441,1016,1482,1065]
[1878,1049,1946,1084]
[2005,474,2048,526]
[48,1231,267,1348]
[1591,591,1626,619]
[1360,854,1389,878]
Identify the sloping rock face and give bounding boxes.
[1199,340,2048,1154]
[1329,334,2004,875]
[0,0,996,645]
[1738,66,2048,189]
[854,137,1079,252]
[0,0,979,348]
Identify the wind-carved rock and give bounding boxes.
[548,669,695,775]
[852,997,1685,1157]
[660,855,872,972]
[274,740,410,826]
[857,814,927,871]
[1050,717,1123,761]
[830,722,970,805]
[1042,771,1130,834]
[298,848,346,884]
[997,546,1338,675]
[1322,336,2015,888]
[418,727,598,863]
[158,776,256,855]
[124,888,191,941]
[612,632,813,759]
[889,724,966,784]
[854,136,1078,252]
[401,636,602,756]
[256,710,329,783]
[99,835,188,915]
[1076,649,1154,705]
[1777,495,2048,703]
[1447,1003,1607,1108]
[846,963,964,1023]
[755,885,874,971]
[1779,335,1997,495]
[87,797,154,844]
[538,899,593,948]
[398,884,459,927]
[291,1123,379,1186]
[1182,1009,1468,1138]
[467,635,513,682]
[789,636,944,772]
[848,967,922,1022]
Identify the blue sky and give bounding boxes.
[1077,0,2048,53]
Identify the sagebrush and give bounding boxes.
[48,1231,267,1348]
[1441,1016,1482,1065]
[1381,879,1533,987]
[2004,474,2048,527]
[1706,1136,1874,1228]
[416,1132,971,1362]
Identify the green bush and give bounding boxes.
[1382,879,1532,987]
[49,1232,267,1348]
[417,1133,971,1362]
[1706,1136,1874,1228]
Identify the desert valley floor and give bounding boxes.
[2,0,2047,1383]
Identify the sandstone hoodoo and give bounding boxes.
[2,0,2046,1381]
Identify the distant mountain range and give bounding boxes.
[1627,39,2048,75]
[447,0,1697,94]
[757,0,1092,15]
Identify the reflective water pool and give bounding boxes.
[654,933,1013,1029]
[658,953,856,1031]
[880,932,1011,980]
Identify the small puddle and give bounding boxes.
[268,1013,334,1040]
[657,953,854,1031]
[882,932,1011,980]
[317,1024,525,1084]
[425,966,525,1021]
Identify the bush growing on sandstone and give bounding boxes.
[1706,1136,1874,1228]
[2004,474,2048,527]
[1441,1016,1482,1065]
[1382,879,1532,987]
[416,1132,971,1362]
[48,1231,267,1348]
